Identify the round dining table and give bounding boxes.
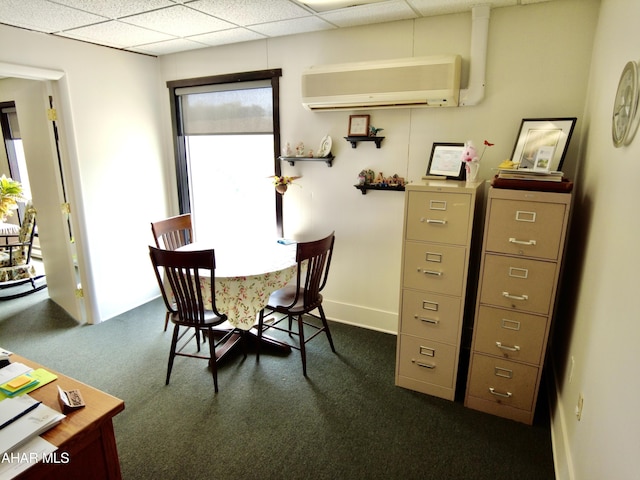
[176,239,298,352]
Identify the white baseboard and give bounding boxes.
[548,358,575,480]
[322,299,398,334]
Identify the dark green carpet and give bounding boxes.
[0,290,555,479]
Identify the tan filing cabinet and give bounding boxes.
[465,187,571,424]
[395,180,483,400]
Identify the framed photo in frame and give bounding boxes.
[511,118,577,171]
[348,115,370,136]
[426,142,465,179]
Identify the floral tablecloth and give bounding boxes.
[179,241,297,330]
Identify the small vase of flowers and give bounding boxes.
[272,175,301,194]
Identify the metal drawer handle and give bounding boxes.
[509,237,536,246]
[496,342,520,352]
[412,359,436,369]
[426,218,447,225]
[489,387,512,398]
[502,292,528,301]
[420,269,443,276]
[416,316,440,325]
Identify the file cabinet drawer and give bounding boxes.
[403,242,466,296]
[467,354,538,411]
[485,199,566,260]
[405,191,471,245]
[473,306,548,364]
[400,289,462,344]
[397,335,456,389]
[479,254,556,315]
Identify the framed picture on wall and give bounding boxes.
[426,142,465,179]
[348,115,370,136]
[511,118,577,171]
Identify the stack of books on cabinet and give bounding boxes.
[497,169,564,182]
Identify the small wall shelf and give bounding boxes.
[279,154,333,167]
[344,136,384,149]
[354,184,405,195]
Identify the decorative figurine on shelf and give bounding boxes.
[369,126,384,137]
[295,142,305,156]
[282,142,292,157]
[374,171,385,184]
[358,169,375,185]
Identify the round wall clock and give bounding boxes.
[612,60,640,147]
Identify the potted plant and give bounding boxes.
[0,175,24,222]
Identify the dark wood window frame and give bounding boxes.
[167,68,284,237]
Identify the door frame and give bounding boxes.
[0,62,94,324]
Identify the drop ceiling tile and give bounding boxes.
[131,38,210,55]
[189,28,266,47]
[0,0,106,33]
[407,0,517,16]
[121,4,234,37]
[250,15,335,38]
[320,0,417,28]
[58,20,175,48]
[189,0,311,25]
[48,0,175,19]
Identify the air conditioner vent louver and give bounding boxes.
[301,55,461,111]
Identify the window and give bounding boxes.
[167,70,283,243]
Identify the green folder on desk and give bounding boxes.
[0,369,57,398]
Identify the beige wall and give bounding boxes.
[160,0,598,332]
[550,1,640,479]
[0,26,167,322]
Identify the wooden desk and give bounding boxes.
[11,354,125,480]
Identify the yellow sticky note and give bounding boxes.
[7,375,32,389]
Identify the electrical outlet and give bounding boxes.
[575,393,584,421]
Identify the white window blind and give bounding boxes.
[176,81,273,135]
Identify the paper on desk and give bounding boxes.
[0,364,31,385]
[0,402,65,455]
[0,396,40,427]
[0,436,57,480]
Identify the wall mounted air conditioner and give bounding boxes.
[301,55,461,111]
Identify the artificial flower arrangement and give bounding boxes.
[0,175,24,222]
[461,139,494,181]
[271,175,301,194]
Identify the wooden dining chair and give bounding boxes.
[149,246,246,392]
[151,213,193,251]
[256,232,336,376]
[151,213,193,330]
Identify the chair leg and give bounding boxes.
[207,327,219,393]
[166,324,180,385]
[297,314,307,377]
[256,309,264,362]
[164,312,170,331]
[318,305,336,352]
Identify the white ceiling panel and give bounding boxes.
[121,5,234,37]
[48,0,176,19]
[58,20,175,48]
[0,0,106,33]
[320,0,417,28]
[188,28,267,47]
[132,38,211,56]
[0,0,562,56]
[250,15,335,38]
[189,0,312,25]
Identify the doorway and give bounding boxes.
[0,69,88,323]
